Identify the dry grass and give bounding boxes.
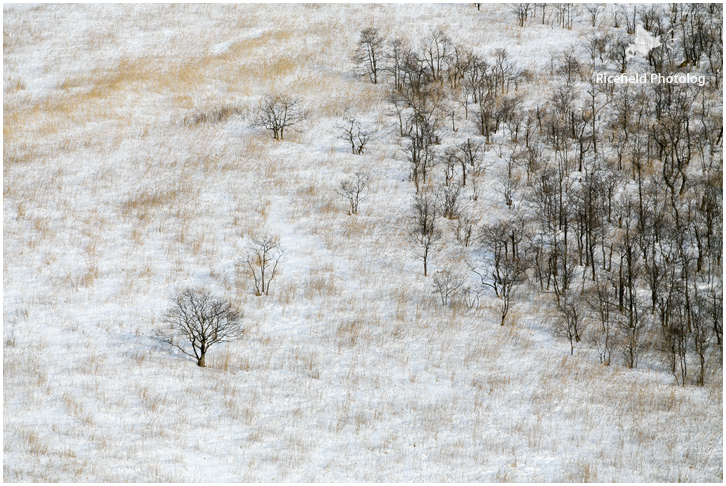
[121,187,178,219]
[302,262,341,301]
[182,103,243,126]
[19,430,49,457]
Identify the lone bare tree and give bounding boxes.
[337,171,372,215]
[158,287,244,367]
[252,94,305,140]
[337,115,375,154]
[244,237,284,296]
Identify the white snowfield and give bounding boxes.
[3,4,722,482]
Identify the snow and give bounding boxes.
[3,3,722,482]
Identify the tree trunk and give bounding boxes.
[197,354,206,367]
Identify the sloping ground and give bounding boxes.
[3,4,722,481]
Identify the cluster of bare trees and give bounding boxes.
[521,4,577,29]
[353,3,722,385]
[516,77,721,384]
[580,4,724,78]
[494,8,720,383]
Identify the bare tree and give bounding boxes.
[420,28,452,83]
[538,3,548,24]
[510,3,532,27]
[585,32,611,68]
[409,192,441,276]
[388,91,409,137]
[447,43,471,90]
[586,278,617,365]
[436,182,463,220]
[456,138,484,187]
[554,3,576,29]
[337,115,375,154]
[555,290,585,355]
[337,171,372,215]
[461,53,490,118]
[442,146,459,187]
[432,269,464,306]
[474,220,528,325]
[475,92,498,143]
[492,48,515,94]
[692,288,714,386]
[657,287,688,384]
[607,33,630,73]
[453,206,477,247]
[475,255,527,326]
[244,237,284,296]
[620,4,637,34]
[355,27,385,85]
[583,3,602,27]
[468,152,488,202]
[497,174,519,210]
[460,286,482,310]
[401,87,443,193]
[157,287,244,367]
[639,4,665,35]
[252,94,305,140]
[410,227,442,278]
[558,47,582,85]
[385,35,409,91]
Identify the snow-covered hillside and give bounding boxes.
[3,4,722,481]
